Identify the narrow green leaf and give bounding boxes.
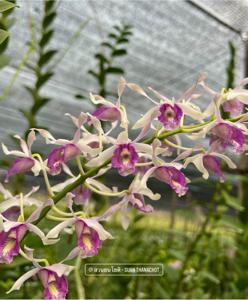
[117,38,129,44]
[31,98,51,115]
[88,70,98,79]
[45,0,55,13]
[111,48,127,56]
[106,67,124,74]
[222,190,244,211]
[42,11,56,29]
[95,53,109,63]
[0,29,8,45]
[108,33,118,39]
[0,54,10,68]
[75,94,86,100]
[0,1,16,13]
[38,49,57,67]
[36,72,53,89]
[101,42,113,49]
[39,29,54,48]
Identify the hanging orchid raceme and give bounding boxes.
[1,75,248,299]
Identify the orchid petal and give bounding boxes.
[7,268,39,294]
[85,146,114,168]
[83,218,113,240]
[46,219,75,239]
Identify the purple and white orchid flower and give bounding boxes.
[46,216,112,259]
[1,130,41,181]
[184,151,236,182]
[0,185,41,221]
[0,199,55,264]
[210,122,245,154]
[7,262,73,300]
[90,77,128,128]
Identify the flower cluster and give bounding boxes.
[1,75,248,299]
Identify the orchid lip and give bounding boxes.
[210,122,245,154]
[112,143,139,176]
[75,220,102,257]
[39,269,68,300]
[0,224,27,264]
[154,166,188,196]
[158,103,183,129]
[48,144,80,175]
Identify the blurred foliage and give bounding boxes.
[0,0,16,67]
[0,207,247,299]
[84,23,132,99]
[0,0,16,48]
[22,0,58,137]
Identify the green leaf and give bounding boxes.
[88,70,98,79]
[45,0,55,13]
[24,85,40,101]
[101,42,113,49]
[106,67,124,74]
[38,49,57,67]
[0,29,8,45]
[222,190,244,211]
[108,33,118,39]
[0,1,16,13]
[0,53,10,68]
[36,72,53,89]
[117,38,129,44]
[111,48,127,56]
[75,94,86,100]
[42,11,56,29]
[199,271,220,284]
[95,53,109,63]
[39,29,54,48]
[31,98,51,115]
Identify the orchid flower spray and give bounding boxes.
[1,75,248,299]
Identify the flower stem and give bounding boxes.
[74,254,85,300]
[22,115,243,240]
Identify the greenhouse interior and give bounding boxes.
[1,0,248,299]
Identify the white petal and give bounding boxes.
[46,219,75,239]
[132,106,159,130]
[2,143,26,157]
[27,130,36,153]
[13,135,29,156]
[26,223,58,245]
[86,178,113,193]
[26,199,53,223]
[178,102,204,121]
[85,146,114,168]
[211,152,237,169]
[83,218,113,240]
[117,77,126,103]
[45,263,74,277]
[52,177,78,193]
[227,89,248,103]
[184,154,209,179]
[89,93,115,107]
[7,268,39,294]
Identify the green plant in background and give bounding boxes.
[87,23,132,98]
[0,0,16,70]
[0,0,16,48]
[21,0,58,137]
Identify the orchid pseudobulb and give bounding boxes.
[1,75,248,299]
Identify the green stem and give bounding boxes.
[74,254,85,300]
